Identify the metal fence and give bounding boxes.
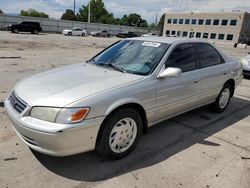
[0,14,154,35]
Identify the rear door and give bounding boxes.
[194,43,229,103]
[72,28,78,35]
[75,28,82,35]
[155,43,201,121]
[101,30,107,37]
[19,22,28,32]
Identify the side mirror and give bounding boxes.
[157,67,182,79]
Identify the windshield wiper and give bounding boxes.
[99,63,126,73]
[86,58,95,64]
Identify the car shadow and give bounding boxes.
[10,32,47,35]
[33,97,250,182]
[244,75,250,80]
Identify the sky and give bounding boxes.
[0,0,250,23]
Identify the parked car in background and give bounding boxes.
[62,27,87,36]
[90,30,110,37]
[6,21,42,34]
[4,37,243,160]
[241,53,250,77]
[166,35,179,37]
[141,33,158,37]
[116,31,138,38]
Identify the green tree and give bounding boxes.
[20,9,49,18]
[149,23,156,29]
[77,0,115,24]
[120,13,147,27]
[61,9,76,21]
[157,14,165,36]
[0,9,3,14]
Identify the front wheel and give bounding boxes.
[68,32,72,36]
[96,108,143,159]
[210,83,232,113]
[13,28,19,33]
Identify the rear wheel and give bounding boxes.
[31,29,38,34]
[210,83,232,113]
[96,108,143,159]
[81,33,85,37]
[107,34,110,38]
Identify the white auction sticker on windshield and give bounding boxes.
[142,41,161,47]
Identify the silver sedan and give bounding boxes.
[4,37,243,159]
[241,53,250,76]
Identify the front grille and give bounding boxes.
[9,92,27,113]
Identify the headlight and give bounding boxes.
[30,107,89,124]
[56,108,89,124]
[30,107,60,122]
[241,58,250,66]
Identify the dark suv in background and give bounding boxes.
[7,21,42,34]
[116,31,138,38]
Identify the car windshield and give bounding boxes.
[91,40,170,75]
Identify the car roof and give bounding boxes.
[128,37,210,44]
[22,21,40,24]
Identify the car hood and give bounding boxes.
[10,24,18,27]
[14,63,143,107]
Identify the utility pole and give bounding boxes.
[155,13,158,25]
[155,13,158,30]
[88,1,91,23]
[73,0,76,15]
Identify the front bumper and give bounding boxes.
[4,99,105,156]
[242,64,250,76]
[243,70,250,76]
[62,31,68,35]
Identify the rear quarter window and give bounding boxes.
[195,43,223,68]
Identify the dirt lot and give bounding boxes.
[0,31,250,188]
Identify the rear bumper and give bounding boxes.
[4,99,105,156]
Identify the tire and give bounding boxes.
[107,34,110,38]
[13,28,19,33]
[32,29,38,34]
[96,108,143,160]
[96,33,100,37]
[68,32,72,36]
[210,83,233,113]
[81,33,85,37]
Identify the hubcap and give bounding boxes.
[109,118,137,153]
[219,88,230,109]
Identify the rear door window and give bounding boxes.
[195,43,223,68]
[166,44,197,72]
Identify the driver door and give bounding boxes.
[155,43,200,121]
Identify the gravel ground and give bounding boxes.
[0,31,250,188]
